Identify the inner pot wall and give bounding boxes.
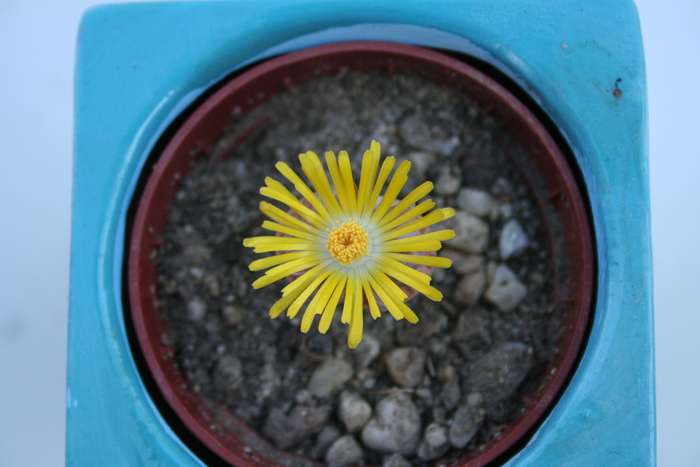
[128,42,593,467]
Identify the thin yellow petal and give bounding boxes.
[249,251,316,271]
[276,162,332,220]
[371,160,411,223]
[260,186,326,229]
[286,268,333,319]
[251,255,322,288]
[378,256,433,283]
[261,221,323,242]
[366,276,404,321]
[269,273,316,318]
[325,151,351,213]
[382,241,443,253]
[251,243,321,253]
[385,253,453,269]
[369,275,420,324]
[319,275,347,333]
[378,258,443,301]
[281,264,326,297]
[338,151,358,215]
[356,147,378,217]
[383,229,456,246]
[381,209,454,241]
[244,236,314,246]
[378,199,436,234]
[362,279,381,319]
[377,181,434,227]
[341,276,355,324]
[373,270,408,301]
[299,152,344,218]
[348,279,364,348]
[301,273,341,332]
[260,201,318,235]
[364,156,396,217]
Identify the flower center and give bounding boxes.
[326,221,370,265]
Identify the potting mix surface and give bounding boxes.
[154,71,568,466]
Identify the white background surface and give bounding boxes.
[0,1,698,465]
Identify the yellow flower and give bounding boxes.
[243,141,455,348]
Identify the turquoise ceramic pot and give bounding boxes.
[68,1,653,466]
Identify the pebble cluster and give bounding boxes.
[154,70,565,466]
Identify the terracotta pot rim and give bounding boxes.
[128,40,594,467]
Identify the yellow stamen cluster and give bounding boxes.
[243,140,455,348]
[326,221,370,265]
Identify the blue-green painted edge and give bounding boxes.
[68,1,653,465]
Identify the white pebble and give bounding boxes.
[339,391,372,433]
[434,167,461,196]
[308,358,354,397]
[443,210,489,254]
[457,188,496,218]
[187,297,206,320]
[417,423,450,460]
[484,264,528,311]
[361,393,422,454]
[499,219,529,260]
[326,435,364,467]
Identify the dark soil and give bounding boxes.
[153,70,568,466]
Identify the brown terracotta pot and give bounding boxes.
[128,41,594,466]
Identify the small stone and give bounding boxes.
[354,333,381,370]
[449,401,485,448]
[399,113,440,152]
[361,393,422,454]
[434,167,461,196]
[498,202,514,219]
[440,136,460,156]
[383,453,412,467]
[452,268,486,305]
[258,363,279,403]
[295,389,314,405]
[203,275,220,296]
[339,391,373,433]
[182,244,211,265]
[453,309,491,345]
[311,425,342,459]
[216,355,242,386]
[326,435,364,467]
[457,188,496,218]
[467,392,484,406]
[440,249,484,275]
[308,358,354,397]
[415,387,433,400]
[440,376,461,412]
[499,219,529,260]
[436,363,455,382]
[467,342,533,406]
[189,266,204,279]
[262,405,331,449]
[384,347,427,388]
[222,304,242,324]
[484,264,528,311]
[443,210,489,254]
[417,423,450,461]
[187,297,206,320]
